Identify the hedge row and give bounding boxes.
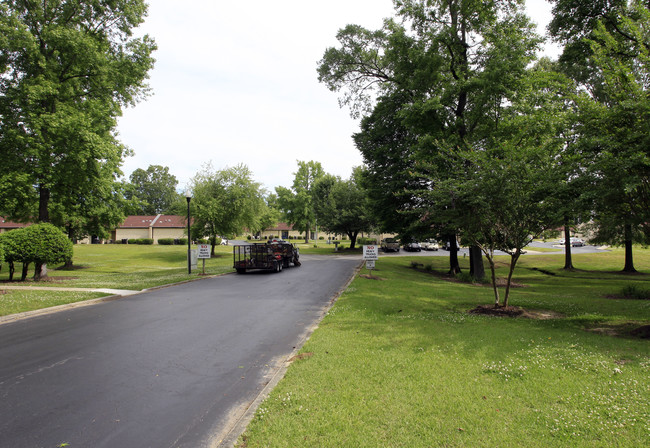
[157,238,188,245]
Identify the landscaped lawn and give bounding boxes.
[238,249,650,447]
[2,243,649,447]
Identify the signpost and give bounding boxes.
[197,244,211,274]
[363,245,379,275]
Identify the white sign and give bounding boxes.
[366,260,375,270]
[363,245,379,260]
[197,244,211,259]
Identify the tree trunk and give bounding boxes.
[348,231,359,250]
[210,235,217,256]
[502,253,521,308]
[64,226,74,268]
[563,222,574,270]
[469,246,485,280]
[485,252,500,307]
[304,222,310,244]
[34,262,48,281]
[448,235,461,275]
[21,263,29,281]
[39,185,50,222]
[9,261,15,281]
[623,223,636,272]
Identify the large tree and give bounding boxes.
[128,165,180,214]
[276,161,324,244]
[0,0,156,226]
[549,0,650,271]
[319,0,541,277]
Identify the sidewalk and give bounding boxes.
[0,285,140,296]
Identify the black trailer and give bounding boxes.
[233,241,300,274]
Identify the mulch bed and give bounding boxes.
[469,304,564,320]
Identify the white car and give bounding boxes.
[421,239,439,251]
[570,237,584,247]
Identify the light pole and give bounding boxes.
[186,192,192,274]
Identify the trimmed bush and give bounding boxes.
[158,238,174,245]
[176,238,188,245]
[358,237,378,245]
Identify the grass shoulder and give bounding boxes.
[238,250,650,447]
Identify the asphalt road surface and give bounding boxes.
[0,255,360,448]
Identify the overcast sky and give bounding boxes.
[116,0,560,194]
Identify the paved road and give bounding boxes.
[0,255,360,448]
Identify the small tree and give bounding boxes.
[313,168,373,250]
[0,228,29,281]
[276,161,325,243]
[22,223,74,281]
[190,163,265,255]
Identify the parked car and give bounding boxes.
[381,238,400,252]
[570,237,585,247]
[421,239,439,251]
[559,237,585,247]
[441,239,461,251]
[403,240,422,252]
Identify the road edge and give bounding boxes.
[212,260,364,448]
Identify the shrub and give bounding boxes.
[621,284,650,300]
[358,237,378,245]
[176,238,188,245]
[20,223,73,281]
[140,238,154,245]
[158,238,174,245]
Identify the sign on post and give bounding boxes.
[363,245,378,275]
[363,245,379,260]
[197,244,211,275]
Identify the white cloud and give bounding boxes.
[117,0,561,192]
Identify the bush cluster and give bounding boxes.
[357,237,378,245]
[0,223,73,281]
[157,238,188,245]
[621,284,650,300]
[128,238,154,245]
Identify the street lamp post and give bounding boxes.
[186,192,192,274]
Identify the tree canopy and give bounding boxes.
[0,0,156,229]
[127,165,180,214]
[190,163,265,254]
[276,161,325,243]
[312,167,374,249]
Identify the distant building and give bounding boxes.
[0,217,30,234]
[112,215,188,243]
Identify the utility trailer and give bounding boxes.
[233,241,301,274]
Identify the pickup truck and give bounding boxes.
[381,238,400,252]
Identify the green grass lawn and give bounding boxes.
[2,244,649,446]
[238,249,650,447]
[5,243,235,290]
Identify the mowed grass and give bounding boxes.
[0,289,108,316]
[238,249,650,448]
[4,243,234,290]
